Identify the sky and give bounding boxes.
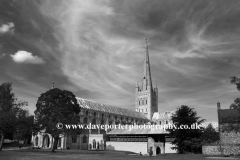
[1,0,240,122]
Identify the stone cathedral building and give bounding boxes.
[135,39,158,120]
[32,40,176,155]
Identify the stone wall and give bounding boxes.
[203,131,240,156]
[203,145,240,156]
[221,131,240,144]
[202,146,221,155]
[222,145,240,155]
[106,142,147,154]
[220,131,240,155]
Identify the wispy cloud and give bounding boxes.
[10,51,46,64]
[0,53,6,58]
[38,0,145,105]
[35,0,240,121]
[1,0,240,122]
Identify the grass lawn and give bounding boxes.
[0,149,239,160]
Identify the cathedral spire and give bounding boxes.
[143,39,152,90]
[135,39,158,120]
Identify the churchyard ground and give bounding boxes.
[0,149,240,160]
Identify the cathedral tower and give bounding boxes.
[135,39,158,120]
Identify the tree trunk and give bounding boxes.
[52,136,59,152]
[0,133,4,151]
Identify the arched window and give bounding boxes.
[142,100,144,105]
[146,100,147,104]
[35,137,38,146]
[43,135,50,148]
[72,136,77,143]
[93,139,96,149]
[92,118,96,125]
[101,119,104,125]
[139,101,140,105]
[58,138,61,148]
[97,142,100,149]
[86,111,88,116]
[83,135,87,143]
[83,117,88,124]
[94,112,96,117]
[166,120,168,124]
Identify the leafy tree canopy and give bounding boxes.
[230,76,240,91]
[229,98,240,109]
[34,88,80,152]
[14,109,34,143]
[168,105,205,154]
[229,76,240,109]
[0,82,28,151]
[201,123,219,145]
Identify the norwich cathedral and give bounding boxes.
[32,40,176,155]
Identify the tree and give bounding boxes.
[230,76,240,91]
[168,105,205,154]
[14,109,34,144]
[34,88,80,152]
[229,77,240,109]
[229,98,240,109]
[201,123,219,145]
[0,82,28,151]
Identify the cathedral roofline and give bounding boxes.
[76,97,149,120]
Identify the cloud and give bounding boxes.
[1,0,240,122]
[37,0,143,106]
[36,0,240,113]
[10,51,45,64]
[0,53,6,58]
[0,22,14,34]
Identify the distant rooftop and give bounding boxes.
[106,127,168,135]
[152,111,175,121]
[219,109,240,123]
[76,97,148,120]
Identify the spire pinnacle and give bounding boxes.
[145,38,148,49]
[52,82,55,89]
[143,39,152,90]
[145,39,149,63]
[144,39,148,77]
